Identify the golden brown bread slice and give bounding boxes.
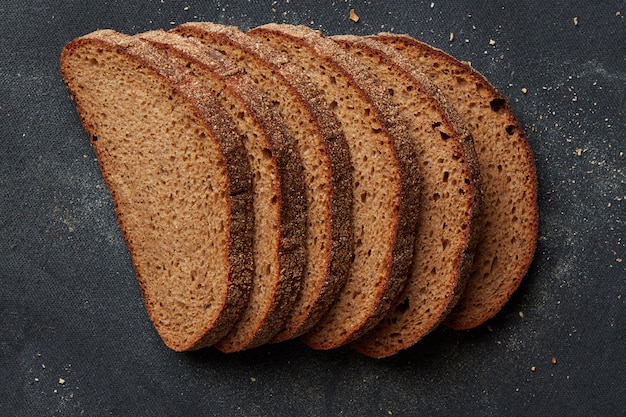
[331,35,482,358]
[374,33,539,330]
[171,22,354,343]
[60,30,255,351]
[248,24,421,350]
[137,30,307,352]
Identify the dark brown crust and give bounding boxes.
[249,24,422,349]
[171,22,354,342]
[60,30,255,351]
[136,30,307,351]
[331,35,482,358]
[375,33,539,330]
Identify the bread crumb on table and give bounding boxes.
[349,9,359,22]
[573,17,578,26]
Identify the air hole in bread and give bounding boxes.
[505,125,515,135]
[489,98,506,113]
[440,131,450,140]
[442,171,449,182]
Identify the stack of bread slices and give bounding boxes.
[61,22,538,358]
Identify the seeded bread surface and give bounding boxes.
[375,33,539,330]
[60,30,255,351]
[172,22,354,342]
[249,24,421,350]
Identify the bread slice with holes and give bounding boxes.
[171,22,354,343]
[248,24,421,350]
[137,29,308,352]
[60,30,256,351]
[374,33,539,330]
[331,35,482,358]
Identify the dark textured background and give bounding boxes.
[1,1,625,416]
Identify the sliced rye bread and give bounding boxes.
[374,34,539,330]
[171,22,354,343]
[331,35,482,358]
[60,30,255,351]
[137,30,307,352]
[248,24,421,350]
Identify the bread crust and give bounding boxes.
[332,35,482,358]
[60,30,255,351]
[375,33,539,330]
[172,22,355,342]
[136,30,308,351]
[249,24,421,349]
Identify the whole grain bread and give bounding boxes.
[60,30,255,351]
[374,33,539,330]
[171,22,354,343]
[137,30,307,352]
[331,35,482,358]
[248,24,421,350]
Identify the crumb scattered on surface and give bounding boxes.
[489,39,496,46]
[59,378,66,385]
[551,357,557,364]
[449,32,455,42]
[573,17,578,26]
[521,88,527,94]
[349,9,359,22]
[530,365,536,372]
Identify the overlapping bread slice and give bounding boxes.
[171,22,354,342]
[60,30,255,351]
[248,24,421,350]
[137,30,307,352]
[374,34,539,330]
[330,36,482,358]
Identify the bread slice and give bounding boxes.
[60,30,255,351]
[331,35,482,358]
[248,24,421,350]
[374,34,539,330]
[137,30,307,352]
[171,22,354,342]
